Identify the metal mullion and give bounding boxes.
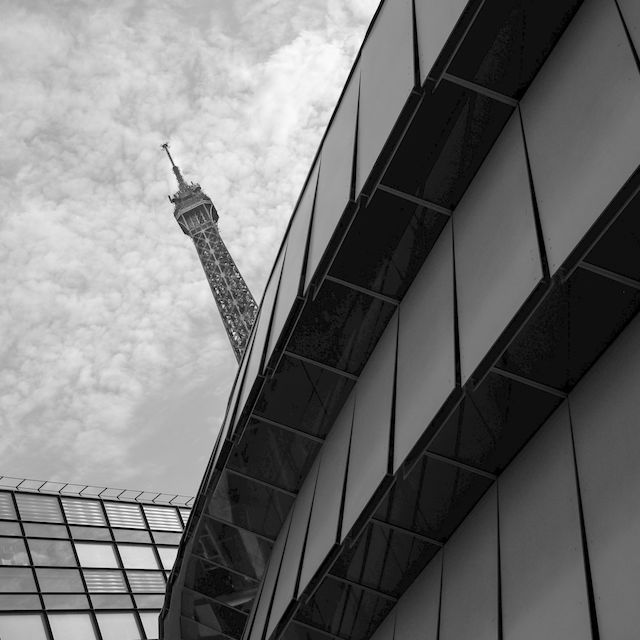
[376,184,452,216]
[250,414,325,445]
[283,351,359,381]
[323,275,400,306]
[55,492,103,640]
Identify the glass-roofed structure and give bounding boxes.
[0,477,192,640]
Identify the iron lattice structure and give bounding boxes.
[163,144,257,362]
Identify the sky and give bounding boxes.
[0,0,378,496]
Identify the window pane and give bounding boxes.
[75,543,118,568]
[180,509,191,526]
[143,506,182,532]
[36,568,83,592]
[139,611,160,639]
[151,532,181,545]
[49,613,97,640]
[97,612,141,640]
[70,526,111,541]
[28,539,76,566]
[90,593,132,609]
[127,571,165,592]
[0,522,20,536]
[0,614,47,640]
[62,498,106,526]
[134,594,164,608]
[0,594,40,610]
[157,547,178,571]
[0,567,36,592]
[0,493,16,520]
[113,529,151,543]
[104,503,145,529]
[83,569,127,592]
[24,523,68,539]
[0,538,29,565]
[43,593,90,609]
[118,545,158,569]
[15,494,63,522]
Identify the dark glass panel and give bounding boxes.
[287,280,397,375]
[255,355,354,438]
[181,617,232,640]
[182,589,248,639]
[227,418,320,494]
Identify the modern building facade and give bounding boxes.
[0,478,191,639]
[162,0,640,639]
[162,143,258,362]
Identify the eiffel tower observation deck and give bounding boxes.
[162,143,258,362]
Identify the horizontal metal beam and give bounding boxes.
[442,72,518,107]
[579,260,640,290]
[376,184,452,216]
[225,468,297,498]
[324,275,400,306]
[423,450,496,480]
[283,350,359,381]
[203,513,276,543]
[370,517,443,547]
[250,413,325,444]
[491,366,567,399]
[325,573,398,601]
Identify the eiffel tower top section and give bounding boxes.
[162,143,258,362]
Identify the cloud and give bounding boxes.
[0,0,377,494]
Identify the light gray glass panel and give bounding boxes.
[415,0,468,84]
[299,393,354,593]
[0,567,36,592]
[179,509,191,526]
[267,458,320,637]
[143,505,182,532]
[104,502,146,529]
[619,0,640,53]
[134,594,164,608]
[62,498,106,526]
[97,612,142,640]
[36,568,83,592]
[139,611,160,640]
[48,613,97,640]
[0,614,47,640]
[83,569,127,592]
[16,493,63,523]
[151,531,181,545]
[268,162,318,360]
[0,494,16,520]
[500,402,590,639]
[0,522,20,536]
[28,539,76,567]
[249,513,291,640]
[395,222,454,471]
[43,593,90,609]
[0,538,28,565]
[440,486,497,640]
[91,593,133,609]
[0,594,40,610]
[454,112,541,382]
[521,0,640,274]
[157,546,177,570]
[307,66,360,292]
[118,544,158,570]
[114,528,151,543]
[342,313,397,539]
[570,312,640,638]
[127,570,165,592]
[24,523,68,539]
[395,552,441,640]
[356,0,414,196]
[75,542,118,568]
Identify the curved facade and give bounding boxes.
[162,0,640,638]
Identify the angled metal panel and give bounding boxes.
[395,222,454,473]
[454,112,542,383]
[521,0,640,274]
[499,402,590,640]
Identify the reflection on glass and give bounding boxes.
[0,567,36,592]
[0,493,16,520]
[96,612,141,640]
[23,523,68,539]
[62,498,106,527]
[90,593,132,609]
[143,506,182,532]
[36,568,83,592]
[118,544,158,569]
[113,529,150,543]
[15,494,63,523]
[127,571,165,592]
[0,594,40,610]
[0,613,47,640]
[104,503,145,529]
[0,537,29,565]
[28,539,76,566]
[48,612,97,640]
[75,543,118,568]
[139,611,160,640]
[43,594,90,609]
[157,546,178,570]
[70,526,111,541]
[83,570,126,593]
[0,522,20,536]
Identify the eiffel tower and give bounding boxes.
[162,143,258,362]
